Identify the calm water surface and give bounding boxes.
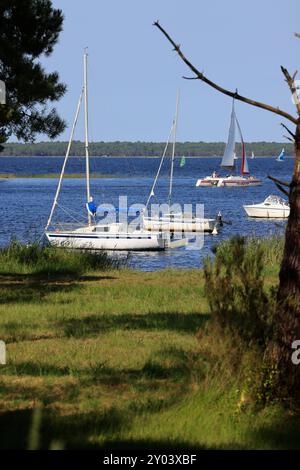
[0,156,291,271]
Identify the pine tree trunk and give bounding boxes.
[268,122,300,399]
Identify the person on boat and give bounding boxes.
[212,171,219,178]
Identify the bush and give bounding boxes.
[0,240,120,278]
[204,236,277,349]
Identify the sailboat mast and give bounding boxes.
[84,48,91,225]
[45,89,84,231]
[168,90,179,207]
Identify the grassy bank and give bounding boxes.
[1,238,299,450]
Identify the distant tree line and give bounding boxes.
[0,140,293,157]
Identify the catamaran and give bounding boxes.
[142,91,221,234]
[276,148,285,162]
[196,101,262,187]
[45,50,168,251]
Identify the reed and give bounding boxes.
[0,240,120,277]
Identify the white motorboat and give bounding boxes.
[142,91,221,234]
[196,100,262,188]
[45,50,168,251]
[243,195,290,218]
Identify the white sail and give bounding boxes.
[243,153,249,174]
[221,103,236,169]
[235,114,249,175]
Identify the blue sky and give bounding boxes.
[41,0,300,142]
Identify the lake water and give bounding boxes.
[0,156,291,271]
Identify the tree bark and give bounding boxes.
[268,123,300,398]
[153,21,300,400]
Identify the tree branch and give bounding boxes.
[274,182,290,197]
[281,123,296,140]
[154,21,298,125]
[268,175,290,187]
[283,135,294,143]
[281,66,300,116]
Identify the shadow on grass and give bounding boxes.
[0,281,78,304]
[2,405,300,449]
[60,312,210,337]
[0,273,116,304]
[0,348,197,449]
[79,275,117,282]
[2,348,194,384]
[0,408,208,450]
[0,407,127,449]
[246,417,300,450]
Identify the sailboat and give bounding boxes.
[276,148,285,162]
[142,91,221,234]
[196,101,262,187]
[45,50,168,251]
[251,151,255,159]
[180,156,186,167]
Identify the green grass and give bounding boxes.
[0,240,119,278]
[1,237,299,450]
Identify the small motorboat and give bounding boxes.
[243,195,290,218]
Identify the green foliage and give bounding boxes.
[0,240,119,277]
[0,140,294,157]
[0,0,66,148]
[204,236,277,349]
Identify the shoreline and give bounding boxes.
[0,173,119,179]
[0,154,294,159]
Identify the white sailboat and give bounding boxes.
[142,91,221,234]
[276,148,285,162]
[196,101,261,187]
[45,50,168,251]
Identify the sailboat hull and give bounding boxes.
[142,215,217,233]
[196,176,262,187]
[46,227,167,251]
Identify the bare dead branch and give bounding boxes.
[274,182,290,197]
[281,66,300,116]
[283,135,294,142]
[268,175,290,187]
[154,21,298,125]
[281,123,296,140]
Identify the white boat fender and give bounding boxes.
[212,225,218,235]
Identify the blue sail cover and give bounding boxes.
[86,200,97,216]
